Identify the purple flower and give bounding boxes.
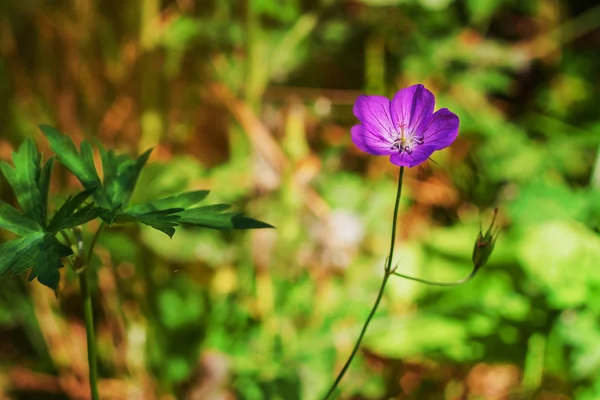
[351,84,459,167]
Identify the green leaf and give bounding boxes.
[39,125,101,190]
[0,139,46,226]
[120,195,273,235]
[176,204,274,230]
[47,187,105,232]
[115,208,183,238]
[231,215,274,230]
[0,134,100,292]
[121,192,216,235]
[40,124,154,220]
[0,232,72,293]
[126,190,209,214]
[177,204,238,229]
[54,203,105,232]
[0,234,44,276]
[126,193,275,232]
[0,200,42,236]
[0,186,97,292]
[99,145,152,209]
[28,235,73,290]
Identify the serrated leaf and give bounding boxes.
[40,124,155,220]
[47,187,104,232]
[99,145,152,209]
[0,134,101,293]
[118,195,273,234]
[53,203,105,232]
[0,139,46,226]
[126,190,210,214]
[0,233,72,293]
[39,125,101,190]
[115,208,183,238]
[0,200,42,235]
[28,235,73,290]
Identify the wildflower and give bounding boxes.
[351,84,459,167]
[472,208,500,270]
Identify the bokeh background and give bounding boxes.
[1,0,600,399]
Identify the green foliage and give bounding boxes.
[98,146,152,211]
[46,187,105,232]
[41,124,149,220]
[0,140,74,292]
[126,190,209,214]
[0,233,72,292]
[39,125,101,191]
[0,139,52,227]
[0,199,42,236]
[40,125,273,236]
[117,192,273,237]
[0,182,100,292]
[0,127,272,293]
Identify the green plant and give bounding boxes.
[0,125,272,399]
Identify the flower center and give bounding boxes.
[390,125,424,154]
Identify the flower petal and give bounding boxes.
[423,108,459,150]
[390,84,435,137]
[351,125,395,156]
[353,95,395,140]
[389,145,436,167]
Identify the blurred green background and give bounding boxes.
[1,0,600,399]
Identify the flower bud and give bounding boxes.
[472,208,500,270]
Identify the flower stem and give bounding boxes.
[391,268,476,286]
[385,167,404,275]
[323,167,404,400]
[76,224,105,400]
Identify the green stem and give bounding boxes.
[391,268,476,286]
[76,223,105,400]
[323,167,404,400]
[79,269,99,400]
[59,230,73,248]
[85,223,105,267]
[385,167,404,275]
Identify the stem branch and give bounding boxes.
[391,268,476,286]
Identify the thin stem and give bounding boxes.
[79,269,99,400]
[86,223,105,267]
[59,230,73,248]
[385,167,404,275]
[76,223,105,400]
[392,268,477,286]
[323,167,404,400]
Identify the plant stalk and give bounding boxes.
[76,224,104,400]
[323,167,404,399]
[391,268,477,286]
[79,269,99,400]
